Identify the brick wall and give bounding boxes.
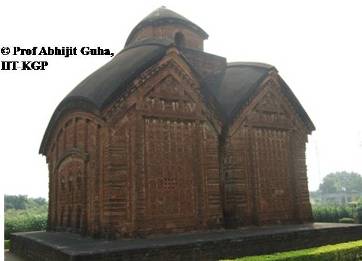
[45,48,312,239]
[224,76,313,226]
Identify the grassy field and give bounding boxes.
[227,240,362,261]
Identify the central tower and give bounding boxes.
[125,6,208,50]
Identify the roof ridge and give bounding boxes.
[227,61,275,70]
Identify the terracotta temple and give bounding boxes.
[39,7,315,239]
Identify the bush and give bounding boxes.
[4,195,48,240]
[5,211,47,240]
[312,205,353,223]
[229,240,362,260]
[357,206,362,223]
[338,217,355,223]
[4,240,10,250]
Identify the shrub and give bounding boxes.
[4,195,48,240]
[5,212,47,240]
[312,205,353,223]
[338,217,355,223]
[4,240,10,250]
[357,206,362,223]
[229,240,362,260]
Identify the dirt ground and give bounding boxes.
[4,251,26,261]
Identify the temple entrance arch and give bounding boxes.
[56,156,86,232]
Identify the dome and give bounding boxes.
[125,7,208,48]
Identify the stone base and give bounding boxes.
[10,223,362,261]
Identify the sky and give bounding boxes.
[0,0,361,199]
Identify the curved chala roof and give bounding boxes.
[39,9,315,155]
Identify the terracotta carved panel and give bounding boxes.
[144,118,198,224]
[143,75,198,117]
[252,128,294,223]
[56,158,85,230]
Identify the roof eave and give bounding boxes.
[277,76,316,133]
[39,97,100,156]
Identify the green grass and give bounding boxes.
[225,240,362,261]
[4,240,10,250]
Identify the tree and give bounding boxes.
[4,195,28,210]
[4,195,48,211]
[318,171,362,194]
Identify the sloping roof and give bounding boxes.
[67,42,170,109]
[217,62,315,132]
[277,76,316,132]
[39,39,172,154]
[40,8,316,156]
[125,7,208,46]
[218,62,275,116]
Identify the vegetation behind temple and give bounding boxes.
[312,204,362,223]
[310,171,362,223]
[4,195,48,240]
[310,171,362,204]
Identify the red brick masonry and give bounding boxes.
[41,7,315,239]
